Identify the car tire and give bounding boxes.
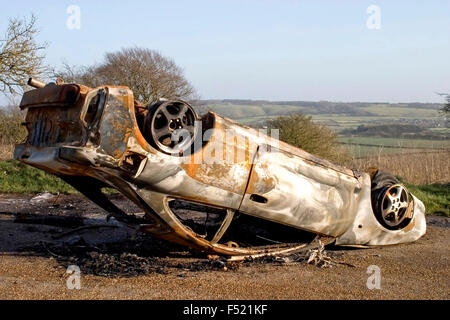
[371,170,413,230]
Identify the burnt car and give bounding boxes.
[13,78,426,256]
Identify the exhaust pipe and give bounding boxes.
[27,78,46,89]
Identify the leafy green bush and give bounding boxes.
[267,113,350,164]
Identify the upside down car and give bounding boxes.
[13,78,426,257]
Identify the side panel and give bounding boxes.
[134,115,259,210]
[239,147,363,237]
[180,115,258,196]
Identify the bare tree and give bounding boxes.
[436,93,450,124]
[56,61,101,88]
[442,94,450,115]
[57,47,197,105]
[0,15,48,94]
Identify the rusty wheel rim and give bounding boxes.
[150,101,197,154]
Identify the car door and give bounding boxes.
[239,144,362,237]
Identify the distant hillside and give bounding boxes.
[200,99,442,110]
[193,100,446,135]
[196,100,443,120]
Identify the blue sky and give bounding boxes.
[1,0,449,103]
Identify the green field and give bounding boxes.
[338,136,450,148]
[338,136,450,157]
[311,114,391,130]
[362,105,439,118]
[430,127,450,133]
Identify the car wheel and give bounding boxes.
[144,100,199,154]
[371,170,413,230]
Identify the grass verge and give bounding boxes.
[0,160,76,194]
[406,183,449,217]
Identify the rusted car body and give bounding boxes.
[14,79,426,256]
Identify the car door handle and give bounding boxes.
[250,194,268,204]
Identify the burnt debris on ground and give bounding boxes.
[0,192,416,277]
